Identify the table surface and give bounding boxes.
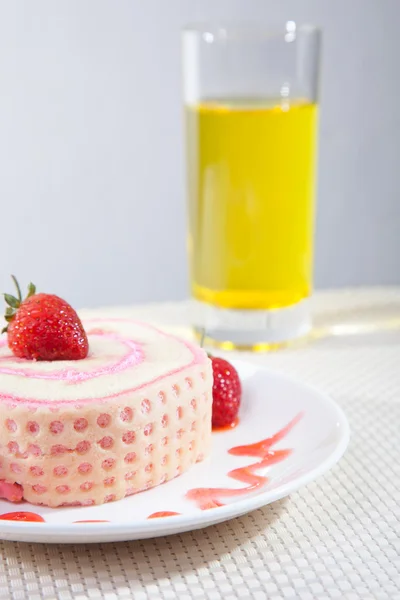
[1,289,399,600]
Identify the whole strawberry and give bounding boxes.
[210,356,242,428]
[3,276,89,361]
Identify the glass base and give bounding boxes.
[193,298,312,351]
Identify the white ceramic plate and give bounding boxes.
[0,360,349,543]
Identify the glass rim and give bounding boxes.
[182,21,321,41]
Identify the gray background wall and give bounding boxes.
[0,0,398,308]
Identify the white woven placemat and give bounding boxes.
[1,290,399,600]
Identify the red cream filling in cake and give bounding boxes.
[0,318,212,507]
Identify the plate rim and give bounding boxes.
[0,360,350,541]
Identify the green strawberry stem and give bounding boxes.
[11,275,22,303]
[2,276,36,334]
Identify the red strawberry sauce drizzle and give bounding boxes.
[186,413,303,510]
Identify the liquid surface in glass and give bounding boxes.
[186,98,318,309]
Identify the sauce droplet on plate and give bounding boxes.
[147,511,181,519]
[0,511,45,522]
[73,520,110,523]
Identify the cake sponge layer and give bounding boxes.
[0,319,212,507]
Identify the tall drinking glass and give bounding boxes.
[183,23,321,349]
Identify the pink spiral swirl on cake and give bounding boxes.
[0,330,143,382]
[0,319,207,406]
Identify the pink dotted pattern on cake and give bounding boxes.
[0,318,212,507]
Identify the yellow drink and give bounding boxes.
[186,99,318,310]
